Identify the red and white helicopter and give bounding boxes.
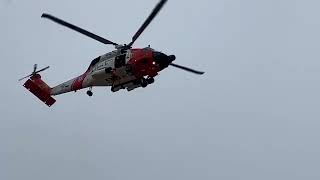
[19,0,204,107]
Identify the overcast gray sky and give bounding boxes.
[1,0,320,179]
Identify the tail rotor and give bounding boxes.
[19,64,50,81]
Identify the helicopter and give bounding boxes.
[19,0,204,107]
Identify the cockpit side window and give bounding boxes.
[141,58,148,65]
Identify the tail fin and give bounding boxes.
[23,74,56,107]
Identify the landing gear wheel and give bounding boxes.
[141,78,148,88]
[86,90,93,97]
[146,77,155,84]
[111,87,116,92]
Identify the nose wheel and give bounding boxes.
[146,77,155,84]
[140,77,155,88]
[87,87,93,97]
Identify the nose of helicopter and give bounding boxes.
[153,51,176,69]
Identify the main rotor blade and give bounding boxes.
[41,13,118,46]
[170,63,205,75]
[128,0,167,47]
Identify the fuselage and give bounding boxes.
[50,47,175,95]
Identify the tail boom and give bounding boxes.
[50,73,91,96]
